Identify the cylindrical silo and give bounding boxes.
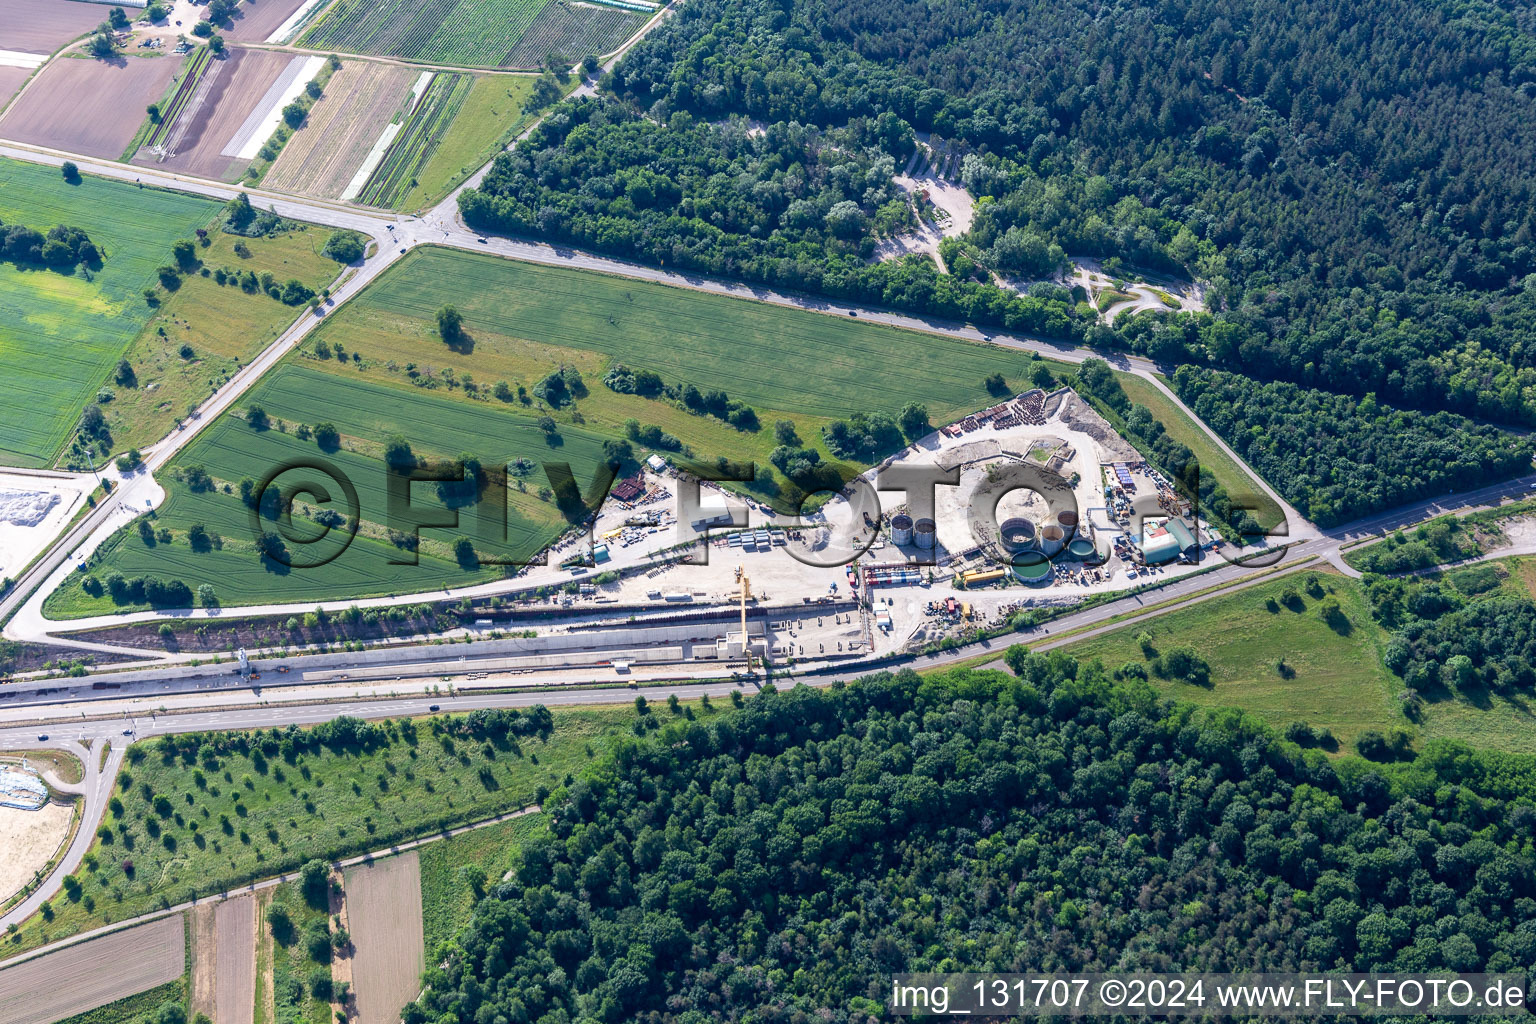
[999,516,1036,552]
[890,513,914,546]
[914,518,937,549]
[1056,510,1079,533]
[1039,524,1065,557]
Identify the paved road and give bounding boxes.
[2,736,124,937]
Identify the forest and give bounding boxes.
[461,0,1536,519]
[600,0,1536,423]
[1171,367,1534,527]
[461,100,1083,340]
[405,664,1536,1024]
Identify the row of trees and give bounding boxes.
[604,363,761,431]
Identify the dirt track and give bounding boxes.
[0,915,185,1024]
[0,54,180,160]
[344,852,424,1024]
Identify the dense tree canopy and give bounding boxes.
[1172,366,1534,527]
[408,663,1536,1024]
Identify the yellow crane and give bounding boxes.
[737,564,754,672]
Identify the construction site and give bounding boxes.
[267,386,1227,684]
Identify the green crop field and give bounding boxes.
[419,811,547,952]
[1062,570,1536,756]
[503,2,648,68]
[301,0,549,67]
[347,247,1071,422]
[0,159,220,466]
[2,705,638,958]
[47,363,615,615]
[384,75,539,212]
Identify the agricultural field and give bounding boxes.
[418,811,545,953]
[0,158,220,467]
[264,62,418,200]
[50,980,186,1024]
[369,74,537,211]
[341,247,1075,420]
[134,47,296,181]
[298,0,641,67]
[99,220,345,452]
[502,0,649,67]
[0,0,110,56]
[0,705,634,958]
[344,853,425,1024]
[0,53,183,161]
[140,48,215,154]
[0,917,185,1023]
[190,896,257,1024]
[0,65,32,111]
[355,72,471,207]
[46,356,614,613]
[222,0,320,41]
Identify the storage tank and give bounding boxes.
[999,516,1036,552]
[914,518,937,549]
[1013,556,1053,585]
[1068,538,1096,559]
[890,513,914,546]
[1039,523,1065,557]
[1056,510,1079,535]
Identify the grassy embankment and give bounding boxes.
[1063,569,1536,755]
[419,811,547,953]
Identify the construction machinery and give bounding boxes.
[735,565,755,672]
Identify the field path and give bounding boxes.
[327,869,354,1021]
[343,852,424,1024]
[215,895,258,1024]
[0,915,185,1024]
